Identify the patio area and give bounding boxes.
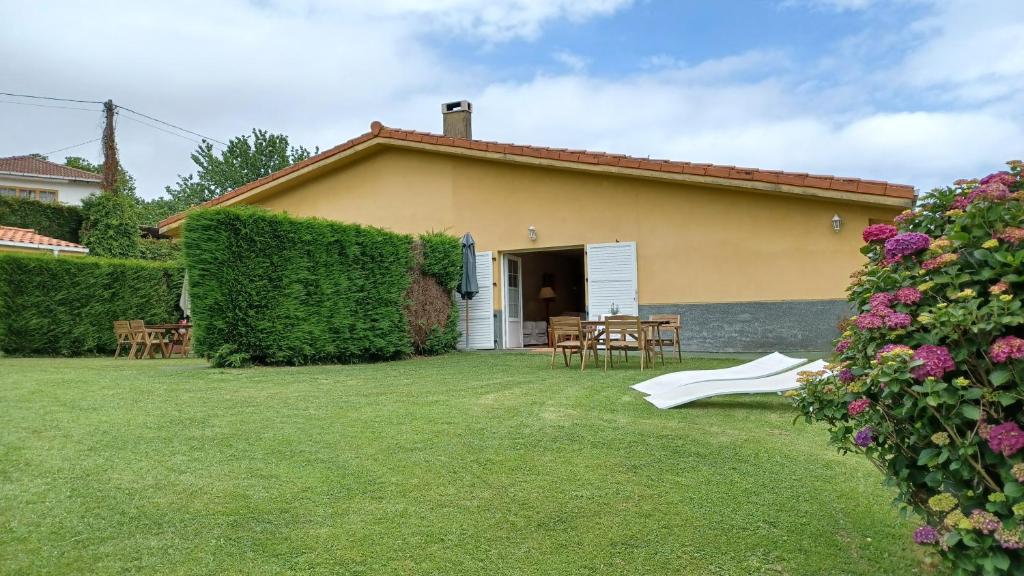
[0,353,928,575]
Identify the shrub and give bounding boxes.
[790,161,1024,574]
[0,196,83,243]
[183,207,420,365]
[137,238,182,262]
[80,193,140,258]
[411,232,462,355]
[0,253,183,356]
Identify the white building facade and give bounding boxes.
[0,156,102,206]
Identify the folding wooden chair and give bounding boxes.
[128,320,169,359]
[113,320,132,358]
[603,316,653,371]
[649,314,683,363]
[550,316,597,370]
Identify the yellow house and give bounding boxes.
[159,102,915,352]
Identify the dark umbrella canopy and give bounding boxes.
[457,233,478,301]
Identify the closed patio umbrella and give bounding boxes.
[179,270,192,319]
[457,233,478,348]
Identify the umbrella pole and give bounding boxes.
[465,299,470,349]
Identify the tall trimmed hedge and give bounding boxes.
[184,207,434,365]
[416,232,462,355]
[0,254,183,356]
[0,196,83,243]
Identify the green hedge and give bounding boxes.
[0,254,183,356]
[0,196,83,243]
[184,207,428,365]
[137,238,182,262]
[80,193,141,258]
[417,232,462,355]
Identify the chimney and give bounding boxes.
[442,100,472,139]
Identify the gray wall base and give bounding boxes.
[640,300,849,353]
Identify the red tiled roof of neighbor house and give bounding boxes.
[0,226,88,250]
[159,121,917,229]
[0,155,103,182]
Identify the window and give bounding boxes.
[0,187,59,203]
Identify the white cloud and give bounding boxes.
[553,51,588,72]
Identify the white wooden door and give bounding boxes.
[586,242,638,320]
[457,251,494,350]
[504,254,524,348]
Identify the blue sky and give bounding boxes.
[1,0,1021,196]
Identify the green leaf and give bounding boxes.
[1005,481,1024,498]
[917,448,939,465]
[990,368,1012,387]
[961,404,981,420]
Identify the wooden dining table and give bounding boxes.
[147,323,193,358]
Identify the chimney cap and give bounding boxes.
[442,100,472,114]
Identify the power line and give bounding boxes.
[117,111,206,144]
[116,104,228,146]
[0,91,104,104]
[0,99,101,112]
[44,137,102,156]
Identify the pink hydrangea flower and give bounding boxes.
[876,344,913,362]
[911,345,955,380]
[988,422,1024,457]
[869,292,894,311]
[913,526,940,545]
[884,312,912,329]
[855,313,884,330]
[838,369,856,384]
[998,227,1024,245]
[835,339,851,354]
[848,398,871,416]
[922,253,958,270]
[894,287,922,305]
[862,223,898,243]
[990,336,1024,364]
[885,233,931,260]
[980,171,1016,187]
[970,509,1001,534]
[894,210,916,224]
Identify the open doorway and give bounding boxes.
[504,247,585,348]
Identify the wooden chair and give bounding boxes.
[113,320,132,358]
[128,320,169,359]
[603,316,653,371]
[648,314,683,363]
[550,316,597,370]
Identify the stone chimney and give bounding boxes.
[442,100,472,139]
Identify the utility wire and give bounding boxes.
[0,99,102,112]
[118,112,208,146]
[1,90,228,147]
[44,137,102,156]
[116,105,228,146]
[0,91,104,104]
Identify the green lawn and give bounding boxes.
[0,353,931,575]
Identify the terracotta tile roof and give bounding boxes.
[0,155,103,182]
[0,226,88,251]
[159,121,917,229]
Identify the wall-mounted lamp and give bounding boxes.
[527,225,537,241]
[831,214,842,233]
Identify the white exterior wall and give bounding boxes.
[0,174,101,206]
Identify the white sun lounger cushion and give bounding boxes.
[644,359,828,409]
[630,352,808,396]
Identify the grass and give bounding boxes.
[0,353,932,575]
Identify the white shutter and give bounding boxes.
[457,251,494,350]
[586,242,638,320]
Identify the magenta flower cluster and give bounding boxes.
[913,525,940,545]
[950,182,1011,209]
[884,312,912,329]
[848,398,871,417]
[910,345,955,381]
[894,287,922,305]
[980,171,1016,187]
[862,223,898,243]
[998,227,1024,245]
[970,510,1001,535]
[854,426,874,447]
[855,314,884,330]
[990,336,1024,364]
[884,232,931,260]
[835,339,851,354]
[838,368,856,384]
[988,422,1024,457]
[869,292,894,310]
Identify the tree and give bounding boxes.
[64,156,138,199]
[165,129,316,207]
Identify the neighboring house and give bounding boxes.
[159,101,916,352]
[0,226,88,256]
[0,155,102,206]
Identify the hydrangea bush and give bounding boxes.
[790,161,1024,575]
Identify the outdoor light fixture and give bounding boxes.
[831,214,842,232]
[527,225,537,241]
